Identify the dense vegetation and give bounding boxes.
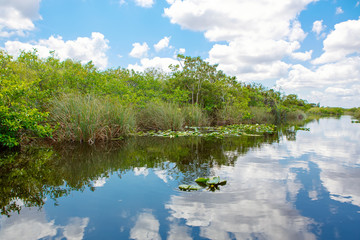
[0,50,347,148]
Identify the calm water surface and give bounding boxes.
[1,116,360,239]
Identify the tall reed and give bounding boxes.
[137,101,185,131]
[182,104,209,127]
[50,94,136,143]
[249,107,275,123]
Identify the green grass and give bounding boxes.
[307,107,344,116]
[248,107,275,124]
[182,104,209,127]
[49,94,136,143]
[137,101,185,131]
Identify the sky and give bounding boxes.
[0,0,359,107]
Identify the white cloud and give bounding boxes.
[274,18,360,107]
[93,177,107,187]
[312,20,325,36]
[167,223,192,240]
[313,18,360,65]
[154,36,171,52]
[4,32,110,69]
[357,1,360,7]
[276,57,360,107]
[0,0,41,37]
[63,217,90,240]
[128,57,178,72]
[134,0,154,8]
[208,39,292,81]
[129,42,149,58]
[178,48,185,54]
[0,207,90,240]
[134,167,149,176]
[165,151,316,239]
[130,211,160,240]
[291,50,313,61]
[165,0,314,82]
[336,6,344,15]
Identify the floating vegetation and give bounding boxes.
[136,124,275,139]
[293,126,310,131]
[178,185,203,191]
[179,176,227,192]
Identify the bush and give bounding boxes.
[0,50,53,148]
[50,94,135,143]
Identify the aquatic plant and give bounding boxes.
[179,176,227,192]
[136,124,276,139]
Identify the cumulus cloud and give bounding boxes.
[178,48,185,54]
[291,50,313,61]
[134,0,154,8]
[276,18,360,107]
[128,57,178,72]
[165,0,315,82]
[208,39,292,81]
[154,36,171,51]
[0,207,90,240]
[312,20,325,36]
[129,42,149,58]
[0,0,42,37]
[130,211,160,240]
[276,57,360,107]
[336,7,344,15]
[312,18,360,65]
[4,32,110,69]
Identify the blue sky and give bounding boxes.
[1,0,360,107]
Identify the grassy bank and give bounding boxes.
[1,50,351,148]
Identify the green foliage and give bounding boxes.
[0,50,53,148]
[0,49,328,148]
[307,107,344,116]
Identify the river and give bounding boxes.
[1,116,359,239]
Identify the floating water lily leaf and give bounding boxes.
[207,176,220,185]
[179,176,227,192]
[179,184,202,191]
[195,177,209,183]
[219,180,227,186]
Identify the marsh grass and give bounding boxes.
[182,104,209,127]
[249,107,275,123]
[285,109,306,121]
[216,105,246,125]
[50,94,135,143]
[137,101,185,131]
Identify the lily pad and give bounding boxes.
[206,176,220,185]
[195,177,209,183]
[219,180,227,186]
[179,184,202,191]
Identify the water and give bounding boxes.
[1,116,360,239]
